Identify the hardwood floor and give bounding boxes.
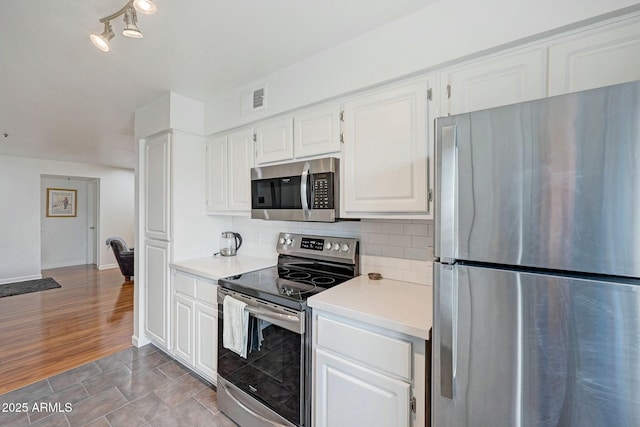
[0,265,133,395]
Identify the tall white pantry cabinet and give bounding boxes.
[142,128,212,352]
[143,132,171,349]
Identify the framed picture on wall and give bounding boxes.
[46,188,77,217]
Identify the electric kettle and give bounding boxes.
[220,231,242,256]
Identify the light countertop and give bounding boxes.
[170,255,276,281]
[307,275,433,340]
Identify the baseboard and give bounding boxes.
[41,260,88,270]
[132,334,152,347]
[0,274,43,285]
[98,263,118,270]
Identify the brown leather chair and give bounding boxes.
[106,237,134,282]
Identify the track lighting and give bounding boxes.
[90,0,157,52]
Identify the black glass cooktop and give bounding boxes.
[219,256,355,310]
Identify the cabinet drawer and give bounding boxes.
[173,272,196,297]
[316,315,412,381]
[195,279,218,305]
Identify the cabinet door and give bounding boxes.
[294,104,341,158]
[195,301,218,382]
[441,48,547,115]
[145,239,170,349]
[144,133,171,240]
[227,128,254,212]
[342,80,429,214]
[255,116,294,164]
[173,294,194,366]
[315,349,410,427]
[205,136,227,212]
[548,16,640,96]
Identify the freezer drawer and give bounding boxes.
[435,80,640,278]
[433,262,640,427]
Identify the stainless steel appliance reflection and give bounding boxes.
[217,232,359,427]
[433,80,640,427]
[250,157,340,222]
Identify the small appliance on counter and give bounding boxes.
[219,231,242,256]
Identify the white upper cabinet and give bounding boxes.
[144,132,171,241]
[548,16,640,96]
[205,127,254,213]
[205,135,227,212]
[341,79,431,217]
[227,129,254,211]
[294,104,342,159]
[254,116,294,165]
[440,47,547,115]
[253,105,341,165]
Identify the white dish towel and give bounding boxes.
[222,295,249,358]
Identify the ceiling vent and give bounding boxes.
[241,85,266,115]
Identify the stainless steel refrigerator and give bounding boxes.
[433,80,640,427]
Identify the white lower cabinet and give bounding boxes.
[173,294,195,365]
[313,312,426,427]
[171,269,218,384]
[145,239,171,350]
[315,349,410,427]
[195,301,218,380]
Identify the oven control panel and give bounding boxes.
[276,232,359,263]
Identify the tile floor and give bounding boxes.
[0,345,237,427]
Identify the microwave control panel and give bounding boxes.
[312,174,333,209]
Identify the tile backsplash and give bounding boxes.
[229,217,434,286]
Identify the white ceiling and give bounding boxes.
[0,0,432,170]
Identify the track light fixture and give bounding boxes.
[90,0,157,52]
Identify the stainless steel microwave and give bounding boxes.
[251,157,339,222]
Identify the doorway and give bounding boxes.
[41,175,100,269]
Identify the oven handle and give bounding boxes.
[218,289,305,334]
[219,378,294,427]
[246,306,300,324]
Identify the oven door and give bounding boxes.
[217,288,307,427]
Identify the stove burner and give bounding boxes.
[277,279,318,297]
[311,276,336,286]
[285,271,312,281]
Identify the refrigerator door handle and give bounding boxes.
[438,263,457,399]
[436,123,457,263]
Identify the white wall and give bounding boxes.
[172,130,232,261]
[0,154,135,284]
[204,0,639,133]
[41,177,88,269]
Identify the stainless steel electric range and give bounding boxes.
[217,232,359,427]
